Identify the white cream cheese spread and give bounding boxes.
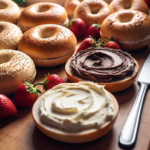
[40,82,115,132]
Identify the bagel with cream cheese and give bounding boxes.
[18,24,77,67]
[18,2,68,32]
[110,0,149,14]
[65,47,139,92]
[73,0,112,28]
[32,82,119,143]
[0,22,22,50]
[100,10,150,51]
[0,0,21,24]
[0,50,36,96]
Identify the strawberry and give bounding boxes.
[13,80,41,107]
[84,24,101,40]
[0,94,17,119]
[144,0,150,7]
[105,41,121,50]
[42,74,65,91]
[68,18,87,37]
[77,37,100,52]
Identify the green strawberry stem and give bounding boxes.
[24,80,42,95]
[93,24,101,29]
[67,19,76,28]
[12,0,26,5]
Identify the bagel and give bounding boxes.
[65,47,139,92]
[32,82,119,143]
[18,2,68,32]
[0,22,22,50]
[73,0,112,28]
[18,24,77,67]
[0,49,36,96]
[110,0,149,14]
[100,10,150,51]
[0,0,20,24]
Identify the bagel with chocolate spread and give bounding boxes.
[18,2,68,32]
[65,47,139,92]
[100,10,150,51]
[18,24,77,67]
[110,0,149,14]
[73,0,112,28]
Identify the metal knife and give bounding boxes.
[119,54,150,148]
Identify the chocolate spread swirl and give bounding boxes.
[70,47,136,82]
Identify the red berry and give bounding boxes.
[105,41,121,50]
[68,18,87,37]
[144,0,150,7]
[0,94,17,119]
[43,74,65,91]
[13,81,41,107]
[85,24,101,40]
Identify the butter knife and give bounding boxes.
[119,54,150,148]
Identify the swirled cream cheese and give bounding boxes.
[40,82,115,132]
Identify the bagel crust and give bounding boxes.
[18,24,77,67]
[101,10,150,51]
[0,22,22,50]
[0,50,36,96]
[18,2,68,32]
[0,0,20,24]
[74,0,112,27]
[110,0,149,14]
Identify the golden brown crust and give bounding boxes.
[0,50,36,96]
[18,24,77,67]
[32,87,119,143]
[100,10,150,51]
[0,0,20,24]
[65,58,139,92]
[110,0,149,14]
[74,0,112,27]
[0,22,22,50]
[18,2,68,32]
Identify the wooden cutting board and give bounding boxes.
[1,1,150,150]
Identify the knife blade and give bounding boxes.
[119,54,150,148]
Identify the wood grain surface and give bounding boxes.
[1,2,150,150]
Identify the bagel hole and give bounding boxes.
[78,0,84,2]
[37,5,50,13]
[123,2,132,9]
[0,3,7,9]
[40,28,56,38]
[0,54,15,64]
[0,26,4,33]
[118,13,134,23]
[90,6,101,14]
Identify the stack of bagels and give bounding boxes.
[0,0,150,144]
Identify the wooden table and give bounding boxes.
[1,2,150,150]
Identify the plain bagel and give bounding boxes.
[0,0,21,24]
[0,22,22,50]
[18,24,77,67]
[100,10,150,51]
[18,2,68,32]
[74,0,112,28]
[0,49,36,96]
[110,0,149,14]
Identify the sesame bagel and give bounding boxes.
[18,2,68,32]
[18,24,77,67]
[110,0,149,14]
[0,0,21,24]
[100,10,150,51]
[74,0,112,28]
[0,50,36,96]
[0,22,22,50]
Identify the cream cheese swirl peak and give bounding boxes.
[40,82,115,132]
[71,47,136,82]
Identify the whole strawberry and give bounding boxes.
[105,41,121,50]
[77,37,100,52]
[68,18,87,37]
[85,24,101,40]
[144,0,150,7]
[13,80,41,107]
[0,94,17,119]
[43,74,65,91]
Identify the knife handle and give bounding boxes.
[119,82,148,148]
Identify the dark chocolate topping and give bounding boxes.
[70,47,136,82]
